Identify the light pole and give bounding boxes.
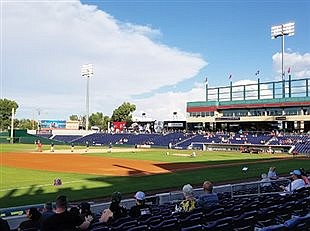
[10,108,15,144]
[142,112,146,121]
[81,64,94,131]
[173,111,178,120]
[271,22,295,80]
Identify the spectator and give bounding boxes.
[280,170,305,192]
[0,217,10,231]
[41,195,92,231]
[197,181,219,211]
[129,191,151,218]
[79,202,93,221]
[18,207,42,231]
[300,168,309,185]
[260,173,271,187]
[99,192,127,223]
[175,184,197,212]
[109,192,127,220]
[40,202,55,228]
[267,167,278,180]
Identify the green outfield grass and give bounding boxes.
[1,144,309,208]
[0,143,87,153]
[85,149,283,163]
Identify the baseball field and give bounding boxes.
[1,143,309,209]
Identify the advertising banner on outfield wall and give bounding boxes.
[40,120,66,129]
[111,122,126,133]
[163,121,186,130]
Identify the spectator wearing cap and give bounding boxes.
[109,192,127,220]
[129,191,152,218]
[41,195,92,231]
[175,184,197,213]
[99,192,127,224]
[79,202,93,221]
[40,202,55,229]
[280,170,305,192]
[18,207,42,231]
[197,181,219,211]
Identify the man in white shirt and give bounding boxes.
[280,169,305,192]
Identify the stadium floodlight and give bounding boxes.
[81,64,94,131]
[271,22,295,80]
[10,108,15,144]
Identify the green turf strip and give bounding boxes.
[1,157,309,208]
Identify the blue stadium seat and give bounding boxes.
[179,212,203,228]
[149,218,179,231]
[181,224,204,231]
[90,226,110,231]
[110,220,138,231]
[127,225,149,231]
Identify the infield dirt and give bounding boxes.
[1,150,292,177]
[1,151,206,176]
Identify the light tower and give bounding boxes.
[271,22,295,80]
[173,111,178,120]
[81,64,94,131]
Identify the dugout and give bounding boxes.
[8,129,64,144]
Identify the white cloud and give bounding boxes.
[121,23,162,39]
[272,52,310,78]
[133,84,206,121]
[3,1,207,120]
[208,79,273,102]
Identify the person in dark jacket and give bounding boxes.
[40,202,55,229]
[42,195,92,231]
[99,191,127,224]
[129,191,151,218]
[0,217,10,231]
[18,207,42,231]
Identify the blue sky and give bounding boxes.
[2,0,310,121]
[91,0,309,82]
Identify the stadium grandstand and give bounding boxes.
[3,180,310,230]
[186,76,310,133]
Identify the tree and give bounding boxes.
[111,102,136,123]
[89,112,110,131]
[69,115,79,121]
[17,119,37,130]
[0,98,18,131]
